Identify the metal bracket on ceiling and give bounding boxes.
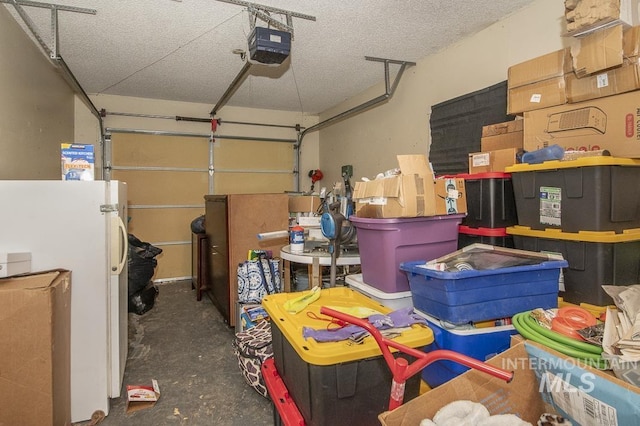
[2,0,100,120]
[2,0,96,59]
[214,0,315,39]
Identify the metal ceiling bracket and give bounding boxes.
[215,0,315,39]
[294,56,416,191]
[300,56,416,138]
[2,0,96,58]
[4,0,100,122]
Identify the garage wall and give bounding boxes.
[0,5,74,180]
[316,0,568,187]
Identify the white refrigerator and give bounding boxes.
[0,180,129,422]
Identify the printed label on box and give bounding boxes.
[542,371,618,426]
[539,186,561,226]
[61,143,94,181]
[472,153,491,167]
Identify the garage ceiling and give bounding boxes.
[4,0,536,115]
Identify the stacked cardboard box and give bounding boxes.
[352,155,467,219]
[507,20,640,158]
[507,48,573,115]
[565,0,639,36]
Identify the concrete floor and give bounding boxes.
[74,280,273,426]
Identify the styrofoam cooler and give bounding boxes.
[349,214,464,293]
[345,274,413,310]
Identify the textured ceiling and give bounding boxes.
[5,0,536,115]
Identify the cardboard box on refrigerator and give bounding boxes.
[353,155,467,218]
[523,89,640,157]
[468,148,519,174]
[0,269,71,426]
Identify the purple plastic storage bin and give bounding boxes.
[350,214,465,292]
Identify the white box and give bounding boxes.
[345,274,413,310]
[0,252,32,277]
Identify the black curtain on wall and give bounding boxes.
[429,81,515,176]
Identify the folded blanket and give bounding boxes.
[419,401,532,426]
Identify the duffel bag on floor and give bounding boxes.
[232,320,273,398]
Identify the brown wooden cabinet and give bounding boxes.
[204,193,289,326]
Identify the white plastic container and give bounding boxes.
[0,252,31,277]
[345,274,413,310]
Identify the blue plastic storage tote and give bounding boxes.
[418,311,518,387]
[401,244,567,324]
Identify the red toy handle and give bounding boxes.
[320,306,514,410]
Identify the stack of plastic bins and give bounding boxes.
[261,287,433,426]
[400,243,567,388]
[348,214,464,304]
[449,173,517,249]
[506,156,640,306]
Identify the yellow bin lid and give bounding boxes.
[262,287,434,366]
[505,156,640,173]
[506,225,640,243]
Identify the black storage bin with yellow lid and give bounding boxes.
[506,157,640,233]
[262,287,433,426]
[508,225,640,306]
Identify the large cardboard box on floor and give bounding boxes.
[523,89,640,156]
[0,270,71,426]
[353,155,467,218]
[379,340,552,425]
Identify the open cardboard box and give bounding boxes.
[353,155,466,219]
[378,339,550,425]
[379,338,640,425]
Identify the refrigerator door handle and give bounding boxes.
[111,215,128,274]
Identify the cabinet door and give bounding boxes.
[205,196,231,324]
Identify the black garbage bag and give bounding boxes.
[129,283,159,315]
[128,234,163,296]
[190,215,206,234]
